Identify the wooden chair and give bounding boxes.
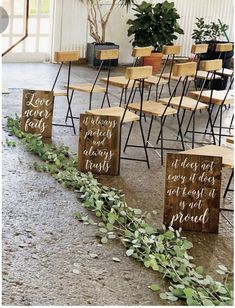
[67,49,119,121]
[159,62,215,148]
[87,66,153,168]
[157,45,195,95]
[188,71,234,146]
[99,47,152,106]
[51,51,80,134]
[125,64,200,164]
[100,46,169,105]
[215,43,234,77]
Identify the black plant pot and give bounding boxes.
[86,42,119,67]
[198,41,234,90]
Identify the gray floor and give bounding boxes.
[2,62,234,305]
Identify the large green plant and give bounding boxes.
[192,17,229,43]
[127,1,184,52]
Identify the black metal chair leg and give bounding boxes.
[160,117,164,165]
[159,84,164,99]
[184,111,193,137]
[65,90,74,122]
[139,120,150,168]
[156,116,167,144]
[89,92,93,110]
[177,113,185,150]
[119,88,124,107]
[123,121,134,153]
[65,94,76,135]
[207,106,216,145]
[223,169,234,198]
[147,115,154,141]
[147,84,152,100]
[177,109,185,140]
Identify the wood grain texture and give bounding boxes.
[131,46,152,57]
[172,62,197,77]
[164,153,222,233]
[182,145,234,168]
[54,51,79,62]
[200,59,222,71]
[215,43,233,52]
[125,66,152,80]
[191,44,208,54]
[78,114,121,175]
[21,89,54,138]
[188,90,234,106]
[96,49,119,60]
[163,45,181,55]
[87,106,139,123]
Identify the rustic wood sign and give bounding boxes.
[164,153,222,233]
[21,89,54,138]
[78,114,121,175]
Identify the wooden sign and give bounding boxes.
[164,153,222,233]
[78,114,121,175]
[21,89,54,138]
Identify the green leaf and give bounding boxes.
[195,265,204,275]
[126,249,134,256]
[148,284,160,292]
[218,264,228,272]
[183,287,194,298]
[202,299,214,306]
[218,287,228,295]
[99,227,107,233]
[186,298,200,305]
[101,237,108,244]
[133,208,142,215]
[160,293,168,300]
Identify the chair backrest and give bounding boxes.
[191,44,208,54]
[163,45,181,55]
[172,62,197,77]
[96,49,119,60]
[54,51,79,63]
[200,59,222,71]
[131,47,152,58]
[216,43,233,52]
[125,66,152,80]
[52,51,79,91]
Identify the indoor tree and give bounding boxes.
[83,0,134,44]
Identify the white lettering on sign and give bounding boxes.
[22,91,52,135]
[165,154,221,232]
[79,115,120,175]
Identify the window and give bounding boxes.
[2,0,52,61]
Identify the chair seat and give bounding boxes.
[144,76,169,86]
[188,90,234,106]
[195,70,221,80]
[181,145,233,168]
[216,68,234,77]
[53,89,67,96]
[100,76,139,89]
[69,83,106,93]
[161,72,195,82]
[159,96,208,111]
[86,106,139,123]
[128,101,177,116]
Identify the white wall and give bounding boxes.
[105,0,234,64]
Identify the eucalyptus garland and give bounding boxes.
[4,116,233,306]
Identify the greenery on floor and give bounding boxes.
[4,115,233,306]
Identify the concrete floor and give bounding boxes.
[2,62,234,305]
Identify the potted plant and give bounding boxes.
[84,0,134,67]
[127,1,184,72]
[192,17,233,89]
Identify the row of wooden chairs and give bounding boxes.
[50,44,233,166]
